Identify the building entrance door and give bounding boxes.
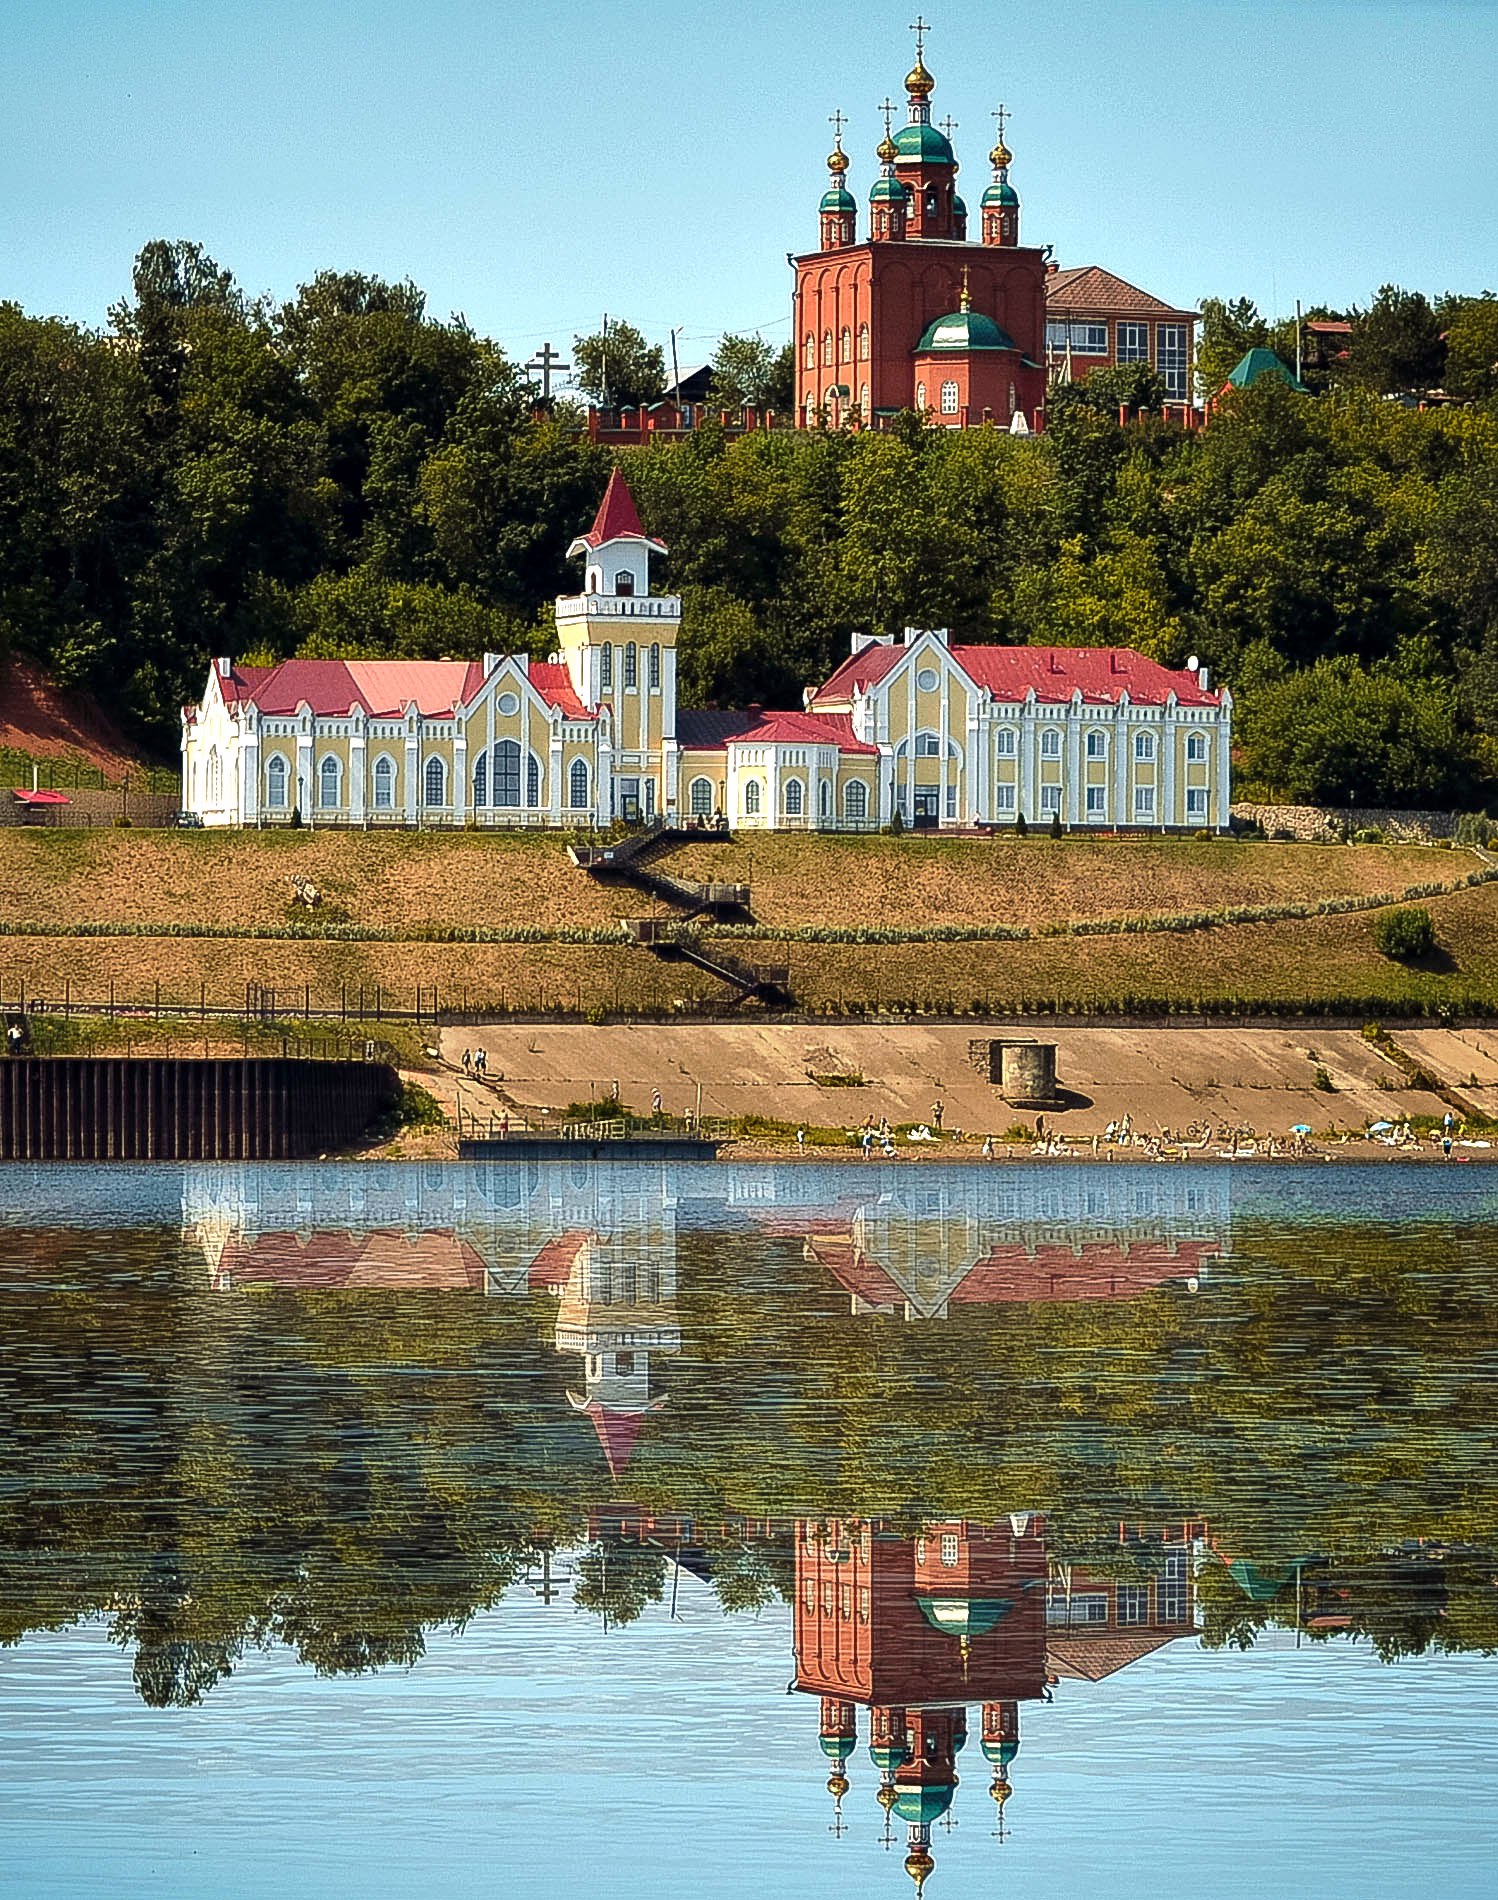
[912,790,940,830]
[617,777,640,821]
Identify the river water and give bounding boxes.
[1,1160,1495,1898]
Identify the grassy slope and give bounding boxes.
[0,828,1492,1016]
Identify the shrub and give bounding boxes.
[1354,826,1386,844]
[1048,811,1063,840]
[1313,1066,1335,1092]
[1372,905,1435,961]
[1193,828,1215,842]
[1015,812,1027,837]
[288,806,303,830]
[886,809,904,836]
[112,814,133,828]
[395,1082,447,1130]
[1455,812,1494,848]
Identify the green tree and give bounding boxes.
[1441,293,1498,402]
[1195,295,1269,396]
[709,333,782,410]
[572,319,665,408]
[1343,285,1445,394]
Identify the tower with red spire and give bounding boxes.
[792,25,1049,430]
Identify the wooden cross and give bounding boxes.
[525,340,570,400]
[828,108,847,142]
[909,14,930,57]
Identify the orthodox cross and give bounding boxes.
[992,102,1010,145]
[939,114,958,138]
[525,340,570,400]
[879,96,897,139]
[828,108,848,142]
[909,14,930,57]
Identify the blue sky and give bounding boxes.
[2,0,1494,372]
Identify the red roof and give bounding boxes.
[1045,265,1198,321]
[10,788,72,805]
[528,1229,592,1290]
[811,643,1221,711]
[214,1229,486,1291]
[571,1399,661,1480]
[676,707,878,754]
[529,662,592,720]
[222,658,480,718]
[574,467,666,551]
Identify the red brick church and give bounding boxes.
[793,22,1048,433]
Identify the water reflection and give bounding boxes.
[0,1160,1495,1897]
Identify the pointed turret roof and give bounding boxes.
[569,1396,666,1480]
[568,467,668,555]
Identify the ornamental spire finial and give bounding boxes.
[990,102,1012,170]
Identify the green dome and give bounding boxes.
[821,1734,854,1761]
[894,1783,957,1825]
[820,186,857,213]
[953,194,968,217]
[982,1738,1020,1767]
[870,1742,910,1770]
[981,179,1019,207]
[892,121,955,165]
[915,311,1017,354]
[869,175,908,205]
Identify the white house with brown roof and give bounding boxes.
[183,471,1231,833]
[1044,264,1199,406]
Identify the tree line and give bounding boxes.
[3,241,1498,806]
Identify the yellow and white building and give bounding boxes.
[182,470,1232,832]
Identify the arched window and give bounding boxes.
[1134,731,1156,762]
[649,643,661,689]
[784,778,804,816]
[804,333,815,369]
[526,753,541,807]
[600,644,613,689]
[624,643,637,689]
[318,755,340,810]
[1040,728,1061,758]
[805,396,817,427]
[424,756,446,807]
[844,780,868,822]
[822,331,833,367]
[915,382,927,411]
[569,758,590,809]
[1086,730,1107,761]
[689,776,714,816]
[839,327,851,363]
[995,728,1017,757]
[493,739,521,808]
[372,755,396,809]
[744,779,762,815]
[940,380,960,415]
[474,751,487,806]
[914,732,942,757]
[265,754,288,809]
[615,569,635,597]
[1187,733,1210,763]
[820,779,831,819]
[207,749,223,804]
[858,323,870,360]
[860,384,870,415]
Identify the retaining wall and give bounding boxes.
[1232,802,1460,842]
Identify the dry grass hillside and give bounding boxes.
[0,827,1466,932]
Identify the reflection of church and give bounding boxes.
[795,1514,1201,1892]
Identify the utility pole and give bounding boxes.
[1295,299,1303,384]
[670,325,683,407]
[601,312,609,407]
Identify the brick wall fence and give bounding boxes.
[1231,802,1460,843]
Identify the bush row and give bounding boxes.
[0,919,633,945]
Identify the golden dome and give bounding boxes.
[905,57,934,98]
[990,138,1012,169]
[990,1775,1013,1806]
[827,1772,850,1799]
[877,133,898,165]
[877,1784,900,1812]
[827,143,850,174]
[905,1846,936,1891]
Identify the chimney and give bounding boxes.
[1199,665,1211,692]
[1046,260,1059,276]
[215,656,230,677]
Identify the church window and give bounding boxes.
[858,323,870,360]
[995,727,1016,757]
[265,754,288,808]
[424,756,446,807]
[821,1581,834,1616]
[1040,728,1061,758]
[649,642,661,689]
[1086,730,1107,760]
[744,779,762,815]
[1134,731,1155,762]
[859,1588,870,1622]
[1187,732,1209,763]
[924,189,937,218]
[916,667,939,693]
[940,380,959,415]
[526,753,541,807]
[689,776,714,816]
[859,384,869,415]
[804,332,815,369]
[803,1581,815,1612]
[784,777,804,817]
[493,740,522,807]
[474,751,487,806]
[820,779,831,819]
[1118,321,1150,363]
[1158,324,1188,399]
[840,1586,853,1619]
[1001,212,1013,241]
[207,749,223,804]
[497,691,520,716]
[915,382,927,411]
[600,644,613,690]
[839,327,851,363]
[914,732,941,757]
[372,755,396,809]
[624,643,637,689]
[822,330,833,367]
[569,758,590,809]
[844,780,867,823]
[318,755,340,809]
[940,1533,960,1568]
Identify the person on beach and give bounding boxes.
[651,1088,663,1118]
[981,1135,993,1159]
[932,1101,944,1131]
[462,1049,472,1073]
[1443,1132,1454,1158]
[796,1127,805,1151]
[476,1048,487,1076]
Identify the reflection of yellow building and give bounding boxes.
[184,466,1232,832]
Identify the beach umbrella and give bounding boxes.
[1290,1124,1312,1135]
[1367,1120,1394,1133]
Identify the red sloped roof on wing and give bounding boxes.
[10,788,72,805]
[809,643,907,705]
[226,658,474,718]
[1045,265,1199,321]
[528,662,593,719]
[528,1229,593,1290]
[950,1238,1218,1303]
[575,467,666,551]
[676,707,878,754]
[954,644,1220,707]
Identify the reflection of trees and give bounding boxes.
[0,1213,1495,1699]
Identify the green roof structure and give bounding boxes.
[893,121,955,164]
[915,311,1017,354]
[1224,347,1308,394]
